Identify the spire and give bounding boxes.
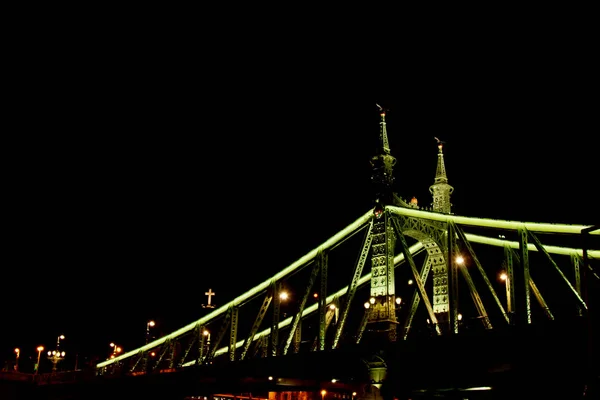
[429,138,454,214]
[370,104,396,206]
[376,103,391,154]
[433,137,448,184]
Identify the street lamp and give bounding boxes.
[146,320,156,344]
[35,346,44,375]
[321,389,327,400]
[14,348,20,372]
[48,334,66,372]
[48,350,66,372]
[56,335,65,349]
[109,343,122,359]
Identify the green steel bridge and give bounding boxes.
[17,109,600,399]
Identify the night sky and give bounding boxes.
[2,32,598,372]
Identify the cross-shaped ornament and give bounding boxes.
[205,288,215,307]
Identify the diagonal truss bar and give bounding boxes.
[392,218,440,334]
[333,220,374,349]
[206,307,232,363]
[527,230,587,310]
[283,263,320,355]
[180,323,200,366]
[458,260,492,329]
[454,222,509,324]
[355,307,370,344]
[155,338,171,369]
[529,279,554,320]
[240,289,273,361]
[402,256,432,339]
[312,297,338,351]
[130,350,144,373]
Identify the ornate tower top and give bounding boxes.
[370,104,397,207]
[429,137,454,214]
[376,103,391,154]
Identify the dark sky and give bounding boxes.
[2,30,598,370]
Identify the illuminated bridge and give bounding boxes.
[31,110,600,400]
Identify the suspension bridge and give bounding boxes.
[15,109,600,399]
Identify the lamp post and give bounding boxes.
[109,343,122,359]
[56,334,65,349]
[146,320,155,344]
[35,346,44,375]
[14,348,20,372]
[48,350,66,372]
[48,334,66,372]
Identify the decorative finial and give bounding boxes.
[434,136,446,151]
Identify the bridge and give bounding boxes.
[10,109,600,399]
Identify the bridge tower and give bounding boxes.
[429,139,453,214]
[367,105,399,342]
[429,139,454,330]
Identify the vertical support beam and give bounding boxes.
[573,254,582,316]
[448,222,459,334]
[229,306,239,362]
[504,244,515,324]
[197,325,205,365]
[318,249,328,351]
[271,282,281,357]
[293,321,302,354]
[518,228,531,325]
[168,340,176,369]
